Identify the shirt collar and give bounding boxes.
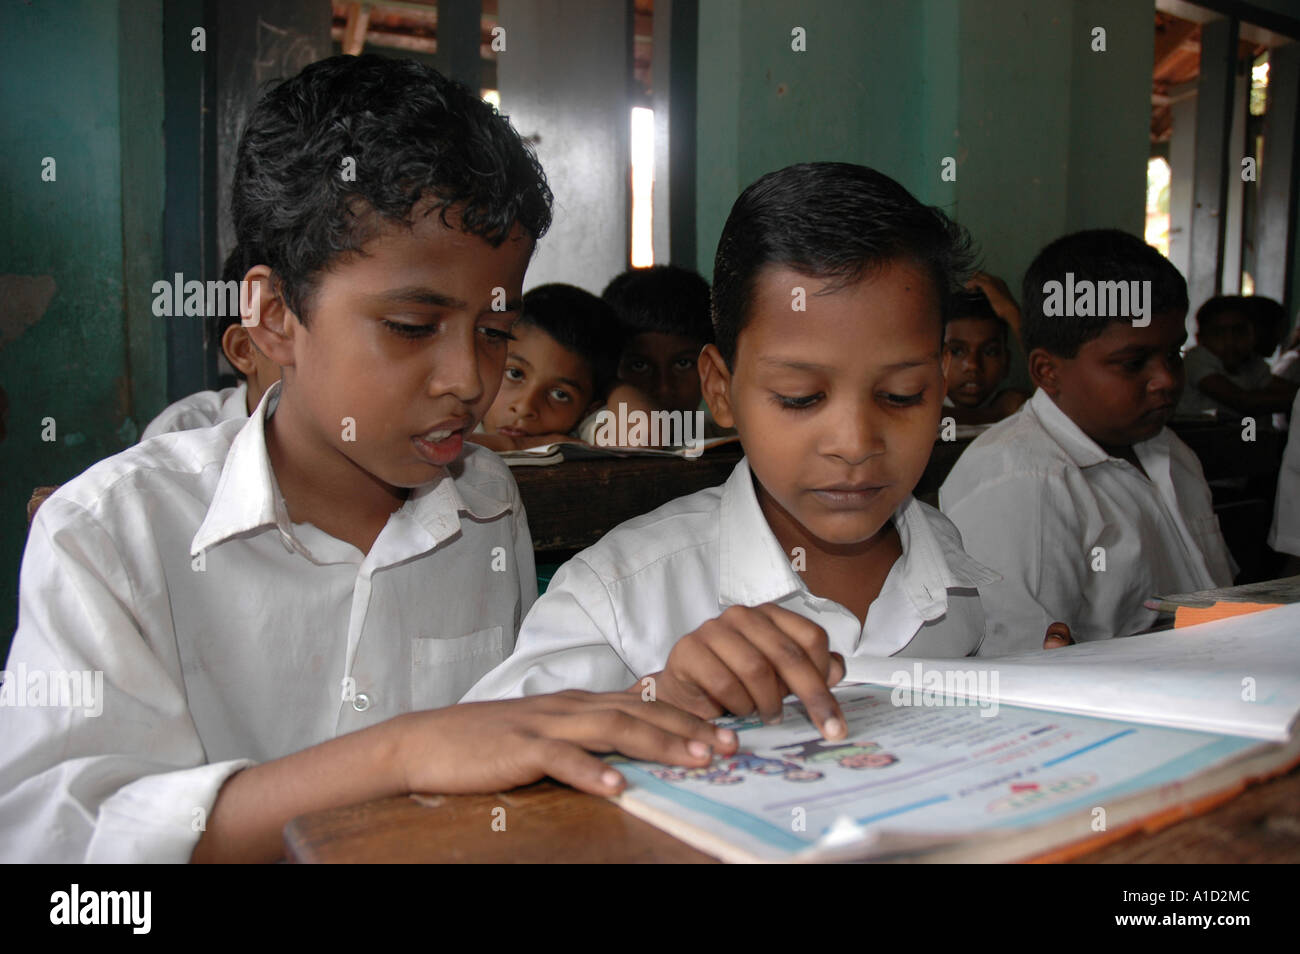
[717,458,999,619]
[192,382,511,556]
[1027,388,1169,469]
[892,495,1000,620]
[217,382,250,423]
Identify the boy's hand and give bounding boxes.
[393,691,738,798]
[965,272,1023,338]
[1043,622,1074,649]
[642,604,848,740]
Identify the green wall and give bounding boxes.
[695,0,1152,292]
[0,0,165,649]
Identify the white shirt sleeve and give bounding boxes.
[462,556,637,701]
[0,498,252,862]
[941,471,1088,655]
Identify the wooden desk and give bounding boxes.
[512,441,967,556]
[284,764,1300,864]
[513,446,744,555]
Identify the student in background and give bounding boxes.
[601,264,713,415]
[139,249,281,440]
[1247,295,1288,366]
[0,55,732,865]
[942,288,1029,424]
[941,230,1235,655]
[469,283,624,451]
[465,163,1071,734]
[1269,390,1300,576]
[1176,295,1297,419]
[1266,301,1300,386]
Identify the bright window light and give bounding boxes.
[631,106,654,267]
[482,89,501,110]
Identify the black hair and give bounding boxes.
[946,289,1007,343]
[601,265,713,343]
[1243,295,1287,352]
[1021,229,1188,358]
[517,284,625,399]
[710,162,975,368]
[231,53,552,324]
[1195,295,1254,333]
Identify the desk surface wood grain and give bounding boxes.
[284,763,1300,864]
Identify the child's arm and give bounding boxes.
[191,692,735,863]
[965,272,1023,345]
[1,499,729,864]
[1193,372,1298,416]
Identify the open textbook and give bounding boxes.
[609,605,1300,863]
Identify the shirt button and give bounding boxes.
[352,692,372,712]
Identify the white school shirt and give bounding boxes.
[1176,346,1274,417]
[939,389,1235,655]
[463,458,999,702]
[0,383,535,863]
[140,382,250,441]
[1268,389,1300,557]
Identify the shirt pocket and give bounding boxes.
[411,625,505,710]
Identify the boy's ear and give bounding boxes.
[1027,347,1062,396]
[239,264,297,369]
[699,344,736,428]
[221,324,259,376]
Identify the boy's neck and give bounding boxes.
[1104,442,1149,479]
[756,482,903,627]
[264,396,409,555]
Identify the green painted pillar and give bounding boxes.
[0,1,165,650]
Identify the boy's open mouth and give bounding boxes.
[412,419,470,465]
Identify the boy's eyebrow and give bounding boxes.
[757,357,934,372]
[369,286,524,313]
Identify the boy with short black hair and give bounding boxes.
[941,229,1236,655]
[601,264,713,415]
[1176,295,1296,418]
[140,248,281,440]
[466,163,1070,734]
[470,283,623,450]
[0,54,731,864]
[942,288,1028,423]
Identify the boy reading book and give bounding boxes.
[465,163,1069,736]
[940,229,1236,655]
[0,55,733,864]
